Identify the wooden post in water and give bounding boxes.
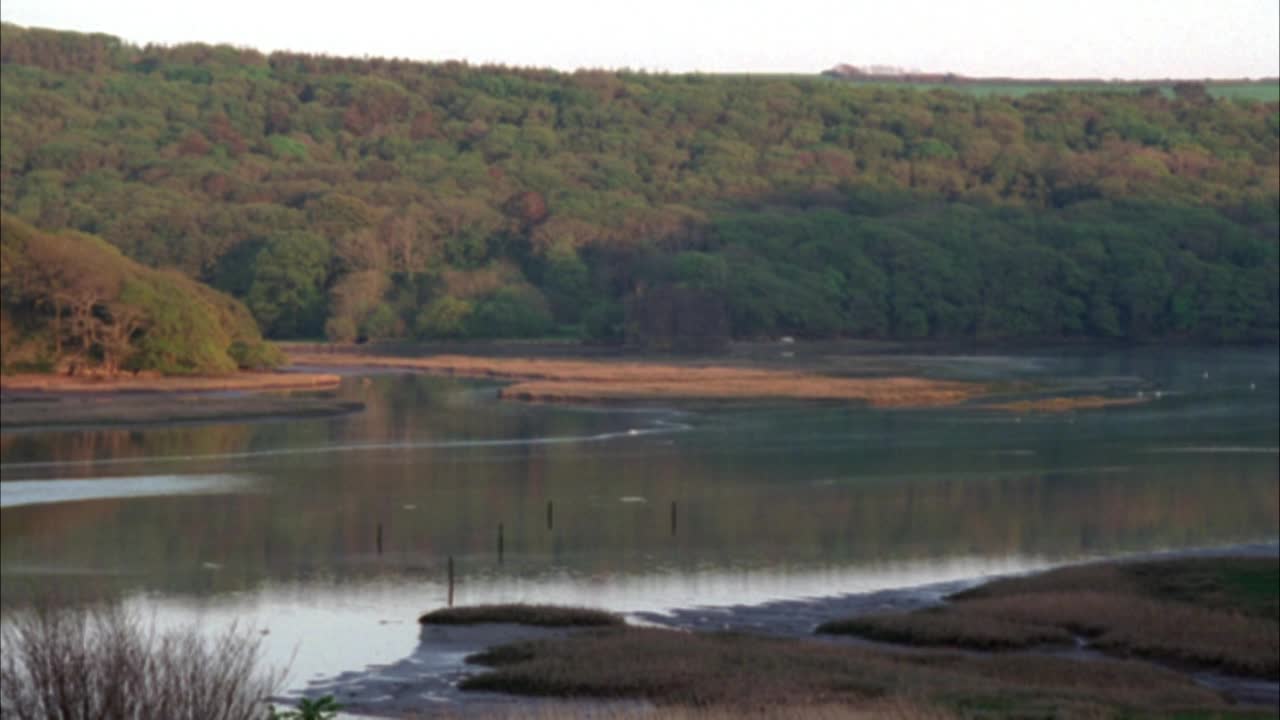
[447,556,455,607]
[546,501,554,531]
[498,523,505,563]
[670,501,678,536]
[376,522,383,555]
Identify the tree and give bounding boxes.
[246,231,330,338]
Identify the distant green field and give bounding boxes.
[828,78,1279,101]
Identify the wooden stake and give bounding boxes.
[447,556,455,607]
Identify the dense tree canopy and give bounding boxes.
[1,24,1276,347]
[0,213,281,374]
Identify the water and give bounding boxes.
[2,347,1277,691]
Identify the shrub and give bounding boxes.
[0,603,282,720]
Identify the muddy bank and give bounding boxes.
[0,371,340,394]
[0,371,357,431]
[278,624,647,718]
[0,390,360,431]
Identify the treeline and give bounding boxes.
[0,214,281,374]
[1,24,1276,346]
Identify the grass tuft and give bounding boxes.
[419,604,624,627]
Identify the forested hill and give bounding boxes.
[2,24,1277,346]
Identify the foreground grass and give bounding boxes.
[819,557,1280,679]
[286,351,984,407]
[460,626,1237,718]
[420,604,623,627]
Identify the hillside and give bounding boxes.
[1,23,1277,345]
[0,213,281,375]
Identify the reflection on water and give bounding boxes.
[0,474,253,508]
[2,347,1277,688]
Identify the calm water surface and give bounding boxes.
[2,347,1277,689]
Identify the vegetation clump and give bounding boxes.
[1,213,281,375]
[419,604,624,627]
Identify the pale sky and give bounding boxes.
[2,0,1278,78]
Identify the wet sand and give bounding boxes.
[279,624,648,718]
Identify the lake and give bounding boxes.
[2,347,1277,692]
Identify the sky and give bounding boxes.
[2,0,1278,79]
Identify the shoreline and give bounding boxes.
[0,371,341,394]
[286,541,1279,717]
[0,371,354,432]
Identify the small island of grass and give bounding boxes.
[419,604,624,628]
[288,350,986,408]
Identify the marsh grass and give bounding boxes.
[816,608,1074,650]
[419,604,624,627]
[821,557,1280,679]
[285,351,983,407]
[0,603,282,720]
[458,626,1229,717]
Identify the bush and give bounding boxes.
[0,603,282,720]
[227,339,285,370]
[467,287,553,338]
[414,295,473,338]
